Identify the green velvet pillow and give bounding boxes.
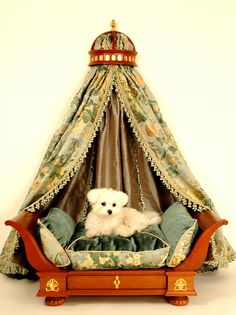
[39,207,76,247]
[35,208,76,267]
[36,219,71,267]
[160,201,198,267]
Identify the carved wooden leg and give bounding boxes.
[45,297,66,306]
[167,296,189,306]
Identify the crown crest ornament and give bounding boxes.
[89,20,137,66]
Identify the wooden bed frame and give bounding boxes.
[5,209,227,306]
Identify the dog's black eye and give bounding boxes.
[101,202,106,206]
[112,203,116,207]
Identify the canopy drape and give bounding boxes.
[0,65,235,276]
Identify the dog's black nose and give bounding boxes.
[107,209,112,215]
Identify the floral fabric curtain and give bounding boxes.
[0,65,235,276]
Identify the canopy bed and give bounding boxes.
[1,20,235,306]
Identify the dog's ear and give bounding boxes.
[116,191,129,207]
[87,189,100,204]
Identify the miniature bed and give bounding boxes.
[1,21,234,307]
[5,204,227,306]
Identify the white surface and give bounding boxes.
[0,0,236,313]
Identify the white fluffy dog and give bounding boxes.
[85,188,161,238]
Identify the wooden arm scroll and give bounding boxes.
[5,211,59,272]
[175,209,228,271]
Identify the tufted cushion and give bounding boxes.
[66,223,170,270]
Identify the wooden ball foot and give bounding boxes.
[167,296,189,306]
[45,296,65,306]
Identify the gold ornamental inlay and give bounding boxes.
[174,278,188,291]
[113,276,121,289]
[45,278,59,292]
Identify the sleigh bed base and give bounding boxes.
[5,209,227,306]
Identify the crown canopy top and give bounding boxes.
[89,20,137,66]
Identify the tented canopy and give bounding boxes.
[0,26,235,277]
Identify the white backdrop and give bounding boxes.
[0,0,235,249]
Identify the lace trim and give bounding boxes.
[132,136,145,212]
[203,232,236,270]
[81,147,96,221]
[0,259,29,276]
[24,67,116,212]
[114,68,207,212]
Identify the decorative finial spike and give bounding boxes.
[111,19,116,31]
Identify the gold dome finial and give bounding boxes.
[111,19,116,31]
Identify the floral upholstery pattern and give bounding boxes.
[37,219,71,267]
[66,248,169,270]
